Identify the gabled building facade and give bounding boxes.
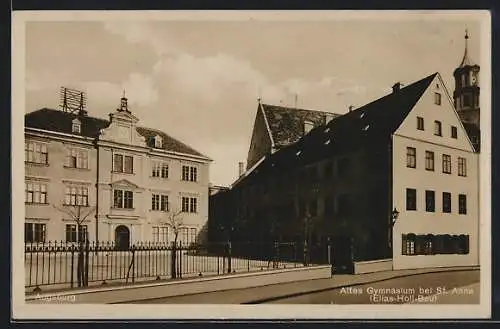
[221,72,479,270]
[24,95,211,248]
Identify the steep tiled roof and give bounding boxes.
[136,126,207,158]
[245,73,437,179]
[25,108,208,158]
[260,104,340,148]
[25,108,110,138]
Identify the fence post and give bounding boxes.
[170,241,176,279]
[84,239,90,286]
[70,246,75,288]
[227,240,232,274]
[327,238,332,277]
[178,242,183,279]
[131,247,136,284]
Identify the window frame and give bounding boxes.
[425,190,435,212]
[434,92,442,105]
[442,154,452,174]
[425,151,435,171]
[25,140,49,165]
[458,194,467,215]
[25,181,48,204]
[25,223,46,243]
[451,126,458,139]
[406,147,416,168]
[113,189,134,209]
[406,188,417,211]
[434,120,442,136]
[458,157,467,177]
[442,192,452,213]
[417,116,424,131]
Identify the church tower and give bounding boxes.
[453,30,480,151]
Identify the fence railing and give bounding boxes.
[25,240,326,293]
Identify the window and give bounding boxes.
[443,192,452,213]
[190,228,197,244]
[401,234,415,255]
[417,117,424,130]
[154,135,162,148]
[114,154,133,173]
[72,120,81,134]
[114,190,133,209]
[25,182,47,204]
[402,233,469,255]
[442,154,452,174]
[434,121,442,136]
[152,161,169,178]
[64,186,89,206]
[451,126,458,139]
[406,147,416,168]
[25,141,48,164]
[425,151,434,171]
[434,92,442,105]
[458,157,467,177]
[152,226,168,243]
[25,223,46,243]
[406,188,417,211]
[182,228,189,244]
[65,224,87,243]
[65,148,89,169]
[152,194,169,211]
[124,156,133,174]
[182,165,198,182]
[425,190,435,212]
[459,194,467,215]
[463,94,472,107]
[181,196,198,213]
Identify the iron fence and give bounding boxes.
[25,240,320,293]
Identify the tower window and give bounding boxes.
[463,94,472,107]
[434,92,442,105]
[417,117,424,130]
[451,126,458,139]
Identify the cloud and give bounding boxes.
[103,21,181,56]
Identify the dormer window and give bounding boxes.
[72,119,81,134]
[154,135,162,148]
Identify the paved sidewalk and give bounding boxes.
[123,266,479,304]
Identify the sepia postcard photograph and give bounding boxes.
[11,10,491,320]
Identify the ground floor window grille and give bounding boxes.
[401,233,469,255]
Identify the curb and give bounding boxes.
[243,267,480,304]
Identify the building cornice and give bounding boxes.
[25,127,95,145]
[97,140,211,164]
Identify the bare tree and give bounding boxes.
[53,204,95,287]
[160,207,184,279]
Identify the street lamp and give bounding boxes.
[388,207,399,253]
[391,208,399,227]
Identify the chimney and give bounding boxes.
[348,105,354,112]
[392,82,401,93]
[238,162,245,177]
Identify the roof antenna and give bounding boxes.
[294,93,298,109]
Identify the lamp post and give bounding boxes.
[388,207,399,252]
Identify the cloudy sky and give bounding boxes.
[24,13,482,186]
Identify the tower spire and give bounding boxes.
[120,90,129,112]
[459,29,472,67]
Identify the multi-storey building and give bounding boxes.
[218,72,479,270]
[24,95,211,248]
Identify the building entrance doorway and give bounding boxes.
[115,225,130,250]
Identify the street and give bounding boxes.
[124,269,479,304]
